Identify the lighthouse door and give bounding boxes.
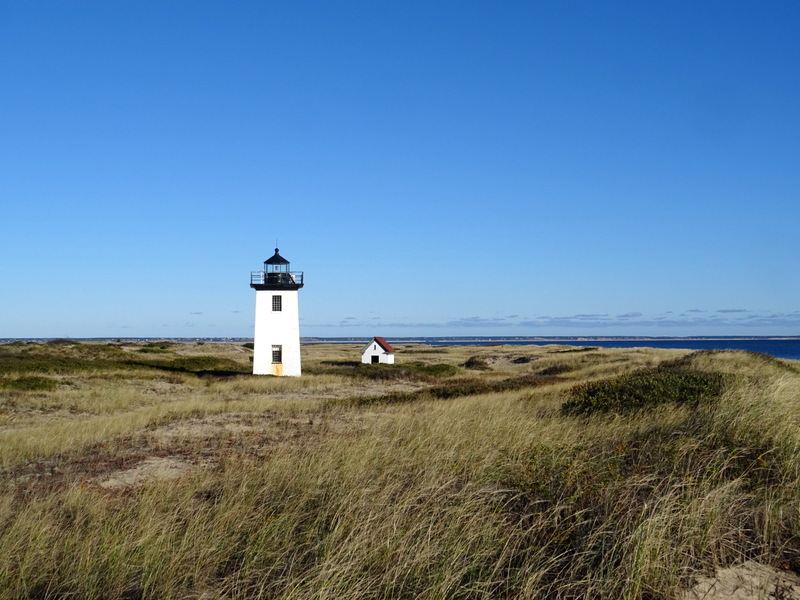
[271,345,284,376]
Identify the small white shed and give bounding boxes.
[361,337,396,364]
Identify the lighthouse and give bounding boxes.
[250,248,304,376]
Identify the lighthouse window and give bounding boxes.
[272,295,282,311]
[272,345,282,363]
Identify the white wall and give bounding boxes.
[253,290,302,376]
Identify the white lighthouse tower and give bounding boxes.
[250,248,304,376]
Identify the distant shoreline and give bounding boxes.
[3,335,800,344]
[303,336,800,343]
[4,335,799,360]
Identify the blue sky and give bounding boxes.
[1,1,799,338]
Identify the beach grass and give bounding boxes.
[1,341,799,599]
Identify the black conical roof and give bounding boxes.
[265,248,290,265]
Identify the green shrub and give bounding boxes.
[46,338,78,346]
[0,351,102,374]
[359,364,417,381]
[0,376,59,391]
[407,362,460,377]
[561,366,728,416]
[137,342,173,354]
[551,346,597,353]
[127,355,250,377]
[313,361,458,382]
[537,364,573,377]
[464,356,491,370]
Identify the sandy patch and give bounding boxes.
[98,457,197,489]
[90,409,386,490]
[681,561,800,599]
[148,410,383,444]
[94,411,384,489]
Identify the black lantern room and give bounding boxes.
[250,248,304,290]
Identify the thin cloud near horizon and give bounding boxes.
[310,309,800,331]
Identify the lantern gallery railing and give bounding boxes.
[250,271,304,286]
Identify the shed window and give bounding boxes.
[272,345,282,363]
[272,295,282,311]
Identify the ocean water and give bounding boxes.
[428,339,800,361]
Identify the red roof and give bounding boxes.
[373,337,395,353]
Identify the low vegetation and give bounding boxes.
[1,341,799,599]
[561,357,729,416]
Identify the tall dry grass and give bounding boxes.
[1,342,800,598]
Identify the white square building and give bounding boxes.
[361,337,396,364]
